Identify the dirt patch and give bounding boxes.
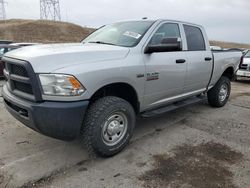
[139,142,244,188]
[230,93,250,110]
[136,162,147,168]
[230,92,250,100]
[78,167,88,172]
[0,159,4,166]
[0,175,4,185]
[16,141,30,145]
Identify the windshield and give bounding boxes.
[245,51,250,58]
[83,21,154,47]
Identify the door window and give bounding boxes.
[149,23,181,46]
[184,25,206,51]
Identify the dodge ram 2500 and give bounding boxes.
[2,19,242,157]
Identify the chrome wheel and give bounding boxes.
[219,84,228,102]
[102,112,128,146]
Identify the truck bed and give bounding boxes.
[209,51,241,87]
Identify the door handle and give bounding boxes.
[205,57,212,61]
[176,59,186,64]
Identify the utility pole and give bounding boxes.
[40,0,61,21]
[0,0,6,20]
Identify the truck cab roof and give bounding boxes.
[116,19,203,28]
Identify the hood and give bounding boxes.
[4,43,130,72]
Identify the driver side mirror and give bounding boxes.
[145,37,182,54]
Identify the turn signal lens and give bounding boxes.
[68,76,82,89]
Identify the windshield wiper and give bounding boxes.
[88,41,116,46]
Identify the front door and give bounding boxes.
[143,22,187,109]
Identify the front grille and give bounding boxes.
[3,58,42,101]
[13,81,33,94]
[8,63,34,96]
[11,64,28,77]
[240,64,248,70]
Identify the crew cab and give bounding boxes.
[2,19,242,157]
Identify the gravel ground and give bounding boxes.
[0,80,250,188]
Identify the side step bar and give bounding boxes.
[141,95,206,118]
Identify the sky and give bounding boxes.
[4,0,250,44]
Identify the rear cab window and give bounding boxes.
[183,25,206,51]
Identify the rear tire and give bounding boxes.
[82,96,135,157]
[207,76,231,107]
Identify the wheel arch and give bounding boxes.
[221,66,235,80]
[89,82,140,114]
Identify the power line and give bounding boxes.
[0,0,6,20]
[40,0,61,21]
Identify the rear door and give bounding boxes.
[182,24,213,93]
[143,22,188,109]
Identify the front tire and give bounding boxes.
[82,96,135,157]
[207,76,231,107]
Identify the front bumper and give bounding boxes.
[2,85,89,141]
[237,70,250,78]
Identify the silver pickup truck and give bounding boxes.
[2,19,242,157]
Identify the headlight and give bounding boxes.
[39,74,85,96]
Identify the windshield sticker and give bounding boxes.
[123,31,142,39]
